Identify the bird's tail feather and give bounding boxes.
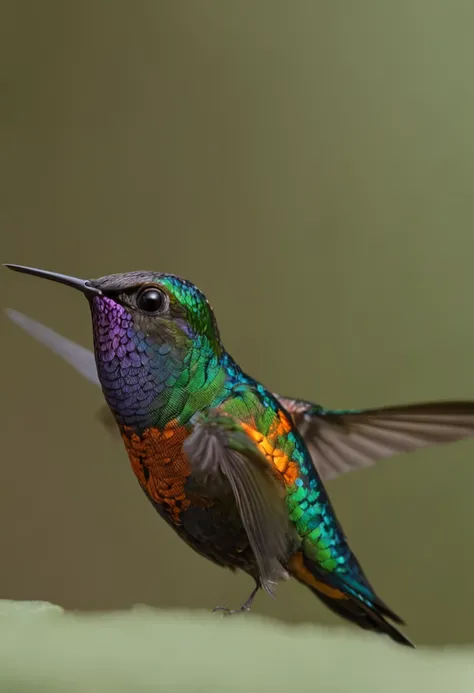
[312,588,414,647]
[289,552,414,648]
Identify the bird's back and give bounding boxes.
[218,365,372,592]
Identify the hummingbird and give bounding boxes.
[6,263,474,649]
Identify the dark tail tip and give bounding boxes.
[310,588,415,648]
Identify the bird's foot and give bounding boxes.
[212,604,251,617]
[212,582,260,617]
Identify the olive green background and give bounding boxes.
[1,1,474,648]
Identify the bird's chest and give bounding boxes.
[120,419,252,565]
[120,421,194,524]
[120,421,237,526]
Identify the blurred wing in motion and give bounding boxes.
[5,308,118,434]
[6,308,99,385]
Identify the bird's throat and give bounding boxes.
[90,295,228,432]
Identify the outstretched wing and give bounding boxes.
[184,409,293,596]
[277,395,474,481]
[7,309,474,483]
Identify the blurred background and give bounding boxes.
[2,1,474,647]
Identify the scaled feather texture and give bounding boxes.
[7,308,474,482]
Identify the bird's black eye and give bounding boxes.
[136,287,166,314]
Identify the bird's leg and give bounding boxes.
[212,581,260,617]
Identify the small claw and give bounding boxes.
[212,583,259,617]
[212,605,250,617]
[212,606,231,616]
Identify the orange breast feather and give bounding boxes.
[121,421,192,522]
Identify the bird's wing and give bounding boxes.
[6,308,120,435]
[184,409,292,596]
[276,395,474,481]
[8,309,474,484]
[6,309,100,385]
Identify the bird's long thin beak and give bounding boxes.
[4,264,102,298]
